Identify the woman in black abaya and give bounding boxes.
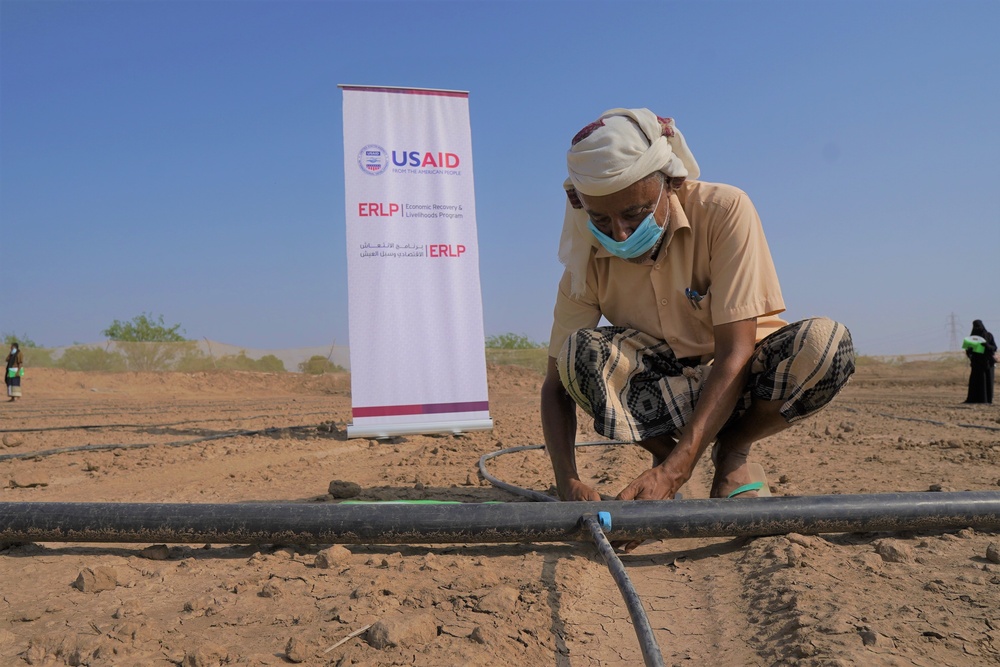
[964,320,996,404]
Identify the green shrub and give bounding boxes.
[56,346,127,372]
[249,354,286,373]
[298,355,344,375]
[485,348,549,375]
[485,333,545,350]
[174,349,216,372]
[216,351,286,373]
[174,350,286,373]
[483,333,548,374]
[23,347,56,368]
[111,341,198,371]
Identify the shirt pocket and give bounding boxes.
[684,289,714,342]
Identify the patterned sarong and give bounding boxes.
[557,317,855,442]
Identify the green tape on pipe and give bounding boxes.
[339,500,504,505]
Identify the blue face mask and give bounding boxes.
[586,184,665,259]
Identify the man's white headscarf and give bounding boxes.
[559,108,700,296]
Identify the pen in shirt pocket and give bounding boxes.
[685,287,707,310]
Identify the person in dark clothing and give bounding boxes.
[5,342,24,402]
[964,320,996,404]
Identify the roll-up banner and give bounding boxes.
[340,85,493,439]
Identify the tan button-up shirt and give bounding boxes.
[549,180,787,360]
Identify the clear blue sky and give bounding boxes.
[2,0,997,355]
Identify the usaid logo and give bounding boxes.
[357,144,389,176]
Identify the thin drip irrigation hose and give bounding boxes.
[583,514,665,667]
[0,410,336,434]
[478,441,628,502]
[479,441,665,667]
[0,424,319,462]
[835,404,1000,432]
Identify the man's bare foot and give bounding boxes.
[710,445,758,498]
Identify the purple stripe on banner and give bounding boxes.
[353,401,489,419]
[422,401,489,415]
[341,85,468,98]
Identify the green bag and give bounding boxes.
[963,336,987,354]
[6,368,16,379]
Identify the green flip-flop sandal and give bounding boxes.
[727,462,772,498]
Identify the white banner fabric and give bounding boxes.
[341,85,492,438]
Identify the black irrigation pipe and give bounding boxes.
[0,425,319,462]
[5,492,1000,544]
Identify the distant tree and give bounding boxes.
[102,313,191,371]
[102,313,186,342]
[485,333,544,349]
[298,355,344,375]
[2,332,39,347]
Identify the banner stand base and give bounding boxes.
[347,419,493,440]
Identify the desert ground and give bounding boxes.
[1,360,998,666]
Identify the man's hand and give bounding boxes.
[616,463,683,502]
[612,463,685,553]
[559,478,603,502]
